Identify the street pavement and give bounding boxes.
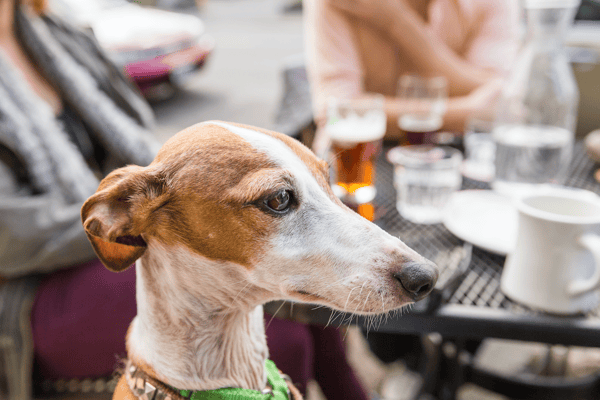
[152,0,304,142]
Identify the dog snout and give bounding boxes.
[394,261,439,301]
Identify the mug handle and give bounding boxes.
[568,234,600,296]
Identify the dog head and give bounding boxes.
[81,121,437,315]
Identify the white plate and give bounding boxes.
[443,190,518,256]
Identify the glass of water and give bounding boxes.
[492,124,573,198]
[463,117,496,182]
[388,145,462,224]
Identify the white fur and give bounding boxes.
[128,242,270,391]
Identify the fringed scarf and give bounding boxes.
[0,7,160,203]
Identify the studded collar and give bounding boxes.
[125,359,291,400]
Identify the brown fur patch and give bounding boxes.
[144,123,287,267]
[83,123,298,271]
[222,122,342,206]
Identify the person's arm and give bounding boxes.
[304,0,364,126]
[326,0,498,96]
[0,160,96,278]
[384,77,504,136]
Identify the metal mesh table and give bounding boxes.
[368,143,600,400]
[368,143,600,347]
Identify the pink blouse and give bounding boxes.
[304,0,521,123]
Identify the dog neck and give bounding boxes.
[126,244,270,392]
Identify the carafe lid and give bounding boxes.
[524,0,581,8]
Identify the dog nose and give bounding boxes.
[394,262,439,301]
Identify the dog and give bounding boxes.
[81,121,438,400]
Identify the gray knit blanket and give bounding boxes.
[1,8,160,204]
[0,8,161,400]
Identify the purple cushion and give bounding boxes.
[31,260,135,379]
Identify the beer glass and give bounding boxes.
[397,75,447,145]
[326,95,387,206]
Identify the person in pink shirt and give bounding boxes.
[305,0,521,146]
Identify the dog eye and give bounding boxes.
[265,190,291,213]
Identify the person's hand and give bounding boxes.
[327,0,406,32]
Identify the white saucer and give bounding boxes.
[443,190,518,256]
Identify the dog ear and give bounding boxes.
[81,166,152,272]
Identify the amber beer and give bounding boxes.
[327,110,386,204]
[399,114,443,145]
[331,139,381,195]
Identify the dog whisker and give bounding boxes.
[265,301,287,330]
[230,281,252,308]
[351,285,365,319]
[343,285,360,310]
[357,282,366,300]
[344,282,368,330]
[325,309,336,328]
[335,310,344,327]
[363,289,372,314]
[337,312,344,329]
[343,316,354,341]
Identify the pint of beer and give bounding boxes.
[326,96,386,205]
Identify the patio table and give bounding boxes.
[368,142,600,344]
[265,142,600,400]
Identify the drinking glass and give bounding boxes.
[325,95,387,206]
[388,145,462,224]
[462,117,496,182]
[397,75,448,145]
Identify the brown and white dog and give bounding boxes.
[81,121,438,400]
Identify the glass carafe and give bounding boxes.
[493,0,580,196]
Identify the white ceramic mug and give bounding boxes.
[500,188,600,314]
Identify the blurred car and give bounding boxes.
[49,0,214,99]
[134,0,206,10]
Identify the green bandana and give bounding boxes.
[174,360,289,400]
